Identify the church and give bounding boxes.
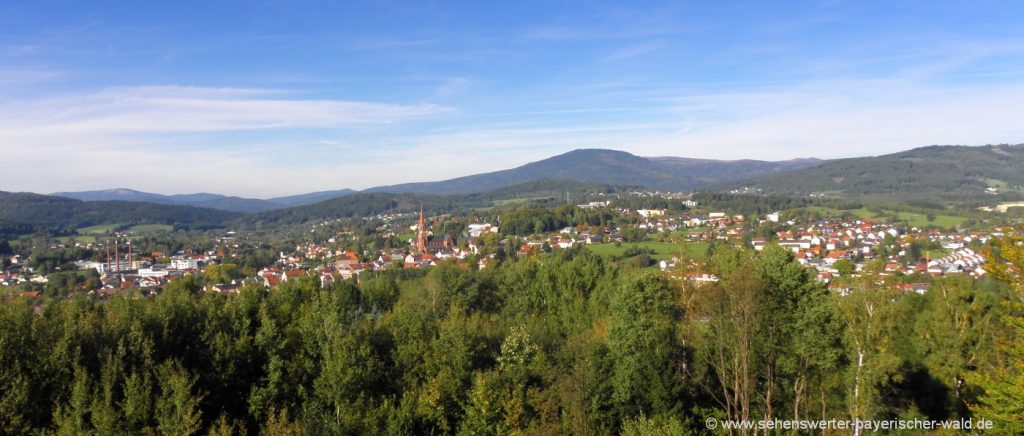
[415,208,453,252]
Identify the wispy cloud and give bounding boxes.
[433,77,475,98]
[602,40,667,62]
[2,44,39,56]
[345,37,437,51]
[0,66,63,86]
[522,26,595,42]
[1,86,450,140]
[521,22,681,43]
[0,85,452,196]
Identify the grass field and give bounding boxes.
[585,240,708,261]
[892,211,966,228]
[72,223,172,239]
[127,224,174,233]
[492,196,553,206]
[984,178,1008,189]
[800,207,967,229]
[76,223,126,234]
[666,227,712,239]
[57,235,97,244]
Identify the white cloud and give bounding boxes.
[1,86,449,140]
[0,86,451,197]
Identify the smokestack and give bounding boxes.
[128,239,133,270]
[115,240,119,273]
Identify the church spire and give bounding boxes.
[417,206,427,252]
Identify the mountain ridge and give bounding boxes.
[365,149,824,194]
[44,144,1024,213]
[52,188,359,213]
[0,191,241,235]
[727,143,1024,205]
[50,149,824,206]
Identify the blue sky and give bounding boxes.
[2,0,1023,197]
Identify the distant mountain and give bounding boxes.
[52,189,282,213]
[48,149,817,210]
[365,149,822,194]
[267,189,357,207]
[0,191,241,235]
[52,188,170,203]
[649,156,823,185]
[52,187,358,213]
[727,144,1024,205]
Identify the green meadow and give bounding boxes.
[585,240,707,261]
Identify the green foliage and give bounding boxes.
[621,413,689,436]
[205,262,241,284]
[834,258,855,277]
[609,272,682,418]
[155,362,203,435]
[969,231,1024,432]
[499,205,611,236]
[685,245,843,424]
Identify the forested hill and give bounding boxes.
[728,144,1024,205]
[52,188,291,213]
[366,149,822,194]
[239,192,444,227]
[0,191,241,234]
[266,188,357,207]
[239,179,624,226]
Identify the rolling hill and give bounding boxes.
[0,191,241,236]
[728,144,1024,205]
[266,189,357,207]
[365,149,822,194]
[52,189,281,213]
[52,188,358,213]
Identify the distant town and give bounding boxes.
[1,190,1003,301]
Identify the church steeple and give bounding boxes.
[416,206,427,252]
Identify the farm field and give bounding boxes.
[585,240,707,261]
[798,207,967,229]
[127,224,174,233]
[75,223,126,234]
[56,235,98,244]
